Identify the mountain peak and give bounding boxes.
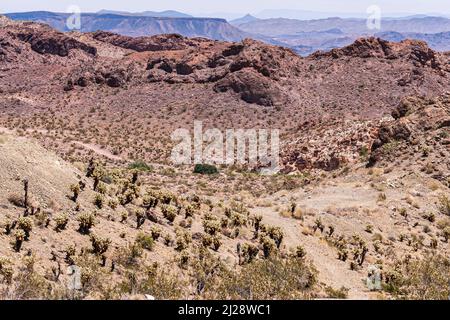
[230,14,259,26]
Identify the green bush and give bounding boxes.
[128,160,153,172]
[193,164,218,175]
[136,233,154,251]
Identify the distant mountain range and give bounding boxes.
[96,10,192,18]
[236,16,450,36]
[5,11,450,55]
[5,11,247,41]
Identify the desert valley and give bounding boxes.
[0,9,449,300]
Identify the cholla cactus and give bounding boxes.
[65,245,76,264]
[184,204,195,219]
[135,209,146,229]
[77,212,96,234]
[240,243,259,265]
[150,226,161,241]
[202,215,221,236]
[230,212,247,227]
[93,194,104,209]
[260,235,276,258]
[120,211,128,223]
[266,226,284,248]
[92,164,106,192]
[179,250,189,268]
[90,234,111,255]
[143,194,158,209]
[163,233,173,246]
[70,183,81,202]
[442,227,450,243]
[175,229,192,251]
[0,258,13,284]
[313,218,325,233]
[201,234,213,248]
[252,214,263,232]
[295,245,307,258]
[54,213,69,231]
[17,217,33,240]
[14,229,26,251]
[211,236,222,251]
[161,204,177,223]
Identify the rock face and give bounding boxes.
[214,69,283,106]
[92,31,191,52]
[16,27,97,57]
[368,94,450,184]
[316,37,442,70]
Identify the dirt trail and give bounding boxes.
[72,141,123,161]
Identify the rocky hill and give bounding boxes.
[0,17,449,300]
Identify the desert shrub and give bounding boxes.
[442,226,450,242]
[115,242,144,267]
[212,256,317,299]
[179,250,190,268]
[438,195,450,216]
[136,233,154,251]
[161,204,177,223]
[193,164,218,175]
[313,218,325,233]
[77,212,96,234]
[17,217,33,240]
[35,210,50,228]
[383,254,450,299]
[54,213,69,231]
[6,256,52,299]
[128,160,152,172]
[325,286,349,299]
[295,245,307,258]
[64,245,76,264]
[0,258,13,284]
[7,193,25,208]
[90,234,111,255]
[132,267,186,300]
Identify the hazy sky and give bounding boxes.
[1,0,449,16]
